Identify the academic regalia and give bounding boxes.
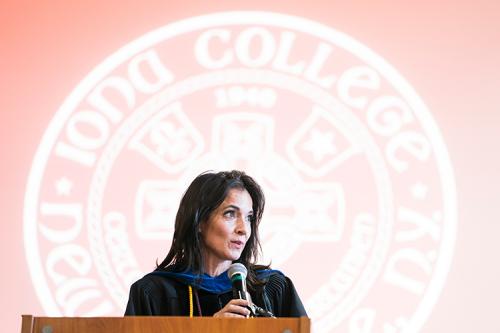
[124,268,307,317]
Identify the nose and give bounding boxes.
[235,216,249,236]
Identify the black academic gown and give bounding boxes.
[124,271,307,317]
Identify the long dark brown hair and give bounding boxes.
[156,170,269,289]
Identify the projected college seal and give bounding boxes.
[24,12,456,332]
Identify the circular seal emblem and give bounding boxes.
[24,11,456,332]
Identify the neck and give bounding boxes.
[202,255,231,277]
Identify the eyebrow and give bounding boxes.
[223,205,254,214]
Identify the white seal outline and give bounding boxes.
[85,68,394,312]
[23,11,457,332]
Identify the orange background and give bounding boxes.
[1,1,499,332]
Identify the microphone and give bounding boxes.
[227,263,276,318]
[227,263,248,300]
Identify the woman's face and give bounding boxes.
[200,188,253,265]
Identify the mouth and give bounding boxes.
[230,240,244,248]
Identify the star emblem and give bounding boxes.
[411,182,428,200]
[55,177,73,196]
[301,128,337,162]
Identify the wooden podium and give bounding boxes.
[21,315,310,333]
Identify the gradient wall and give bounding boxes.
[2,2,499,332]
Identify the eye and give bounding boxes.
[246,215,254,223]
[223,210,236,218]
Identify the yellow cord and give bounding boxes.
[188,285,193,317]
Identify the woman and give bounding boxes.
[125,170,307,317]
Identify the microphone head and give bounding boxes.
[227,263,247,281]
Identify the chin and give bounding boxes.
[227,251,242,261]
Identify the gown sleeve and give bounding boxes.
[124,280,155,315]
[264,273,307,317]
[124,275,184,316]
